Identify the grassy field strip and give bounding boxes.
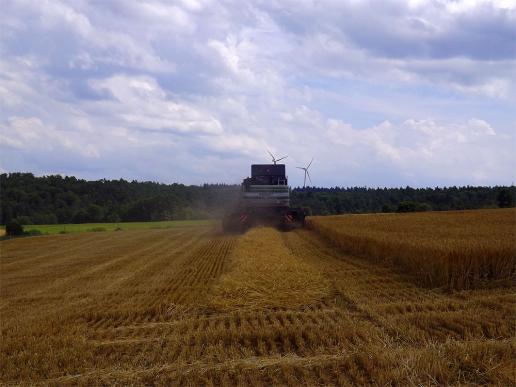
[1,219,214,235]
[1,222,514,385]
[306,208,516,289]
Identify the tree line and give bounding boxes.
[1,173,514,225]
[291,185,515,215]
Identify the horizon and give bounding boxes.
[3,170,514,190]
[1,1,515,187]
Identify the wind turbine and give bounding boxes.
[267,149,288,165]
[297,158,314,188]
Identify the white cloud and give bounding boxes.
[0,0,514,186]
[89,75,223,135]
[0,116,100,158]
[1,0,176,72]
[323,116,512,186]
[444,0,516,13]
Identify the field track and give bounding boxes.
[1,224,514,385]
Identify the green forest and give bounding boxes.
[1,173,514,225]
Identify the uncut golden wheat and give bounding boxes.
[307,208,516,289]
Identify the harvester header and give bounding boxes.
[223,162,305,232]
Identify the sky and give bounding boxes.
[1,0,515,187]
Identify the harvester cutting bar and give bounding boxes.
[222,163,306,233]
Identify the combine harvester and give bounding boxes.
[223,153,309,232]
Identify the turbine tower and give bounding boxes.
[297,158,314,188]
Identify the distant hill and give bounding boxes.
[1,173,514,224]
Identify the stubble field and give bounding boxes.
[1,209,515,385]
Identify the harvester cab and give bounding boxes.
[223,163,305,232]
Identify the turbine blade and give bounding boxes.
[307,170,312,184]
[276,156,287,162]
[307,157,314,168]
[296,167,304,170]
[267,149,275,161]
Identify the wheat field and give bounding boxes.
[1,214,514,385]
[307,209,516,289]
